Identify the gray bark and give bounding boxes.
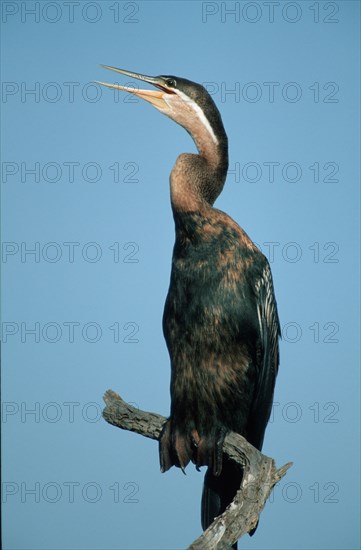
[103,389,292,549]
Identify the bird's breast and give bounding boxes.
[163,230,260,354]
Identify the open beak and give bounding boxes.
[96,65,175,110]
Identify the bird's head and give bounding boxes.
[96,65,228,164]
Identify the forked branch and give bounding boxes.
[103,389,292,550]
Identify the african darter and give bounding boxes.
[98,66,280,548]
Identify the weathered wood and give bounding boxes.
[103,389,292,549]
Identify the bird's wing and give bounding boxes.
[248,260,280,450]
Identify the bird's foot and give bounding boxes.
[195,426,227,476]
[159,419,227,476]
[159,419,195,473]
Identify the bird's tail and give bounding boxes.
[201,457,243,550]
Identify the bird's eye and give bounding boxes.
[166,79,176,88]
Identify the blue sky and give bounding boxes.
[1,1,360,549]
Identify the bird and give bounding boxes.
[98,66,280,548]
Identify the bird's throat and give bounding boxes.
[170,146,228,215]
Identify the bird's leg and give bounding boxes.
[194,425,228,476]
[159,419,173,473]
[213,427,227,476]
[191,429,201,447]
[160,418,227,476]
[159,418,195,473]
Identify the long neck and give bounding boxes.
[170,126,228,215]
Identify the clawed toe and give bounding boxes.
[213,427,227,475]
[159,420,173,473]
[159,419,193,473]
[159,420,227,476]
[194,426,227,475]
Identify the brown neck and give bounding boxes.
[170,140,228,215]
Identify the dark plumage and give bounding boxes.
[99,66,280,548]
[161,210,279,469]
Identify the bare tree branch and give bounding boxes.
[103,389,292,550]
